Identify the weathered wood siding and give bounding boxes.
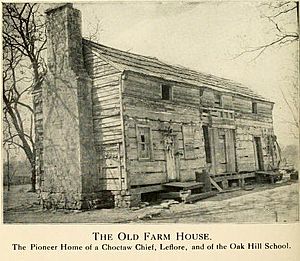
[235,118,275,172]
[122,72,206,187]
[201,88,275,175]
[233,96,273,118]
[207,128,236,175]
[84,47,124,191]
[83,48,276,189]
[233,97,275,172]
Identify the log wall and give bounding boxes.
[200,87,275,175]
[84,47,125,191]
[82,50,277,190]
[235,118,276,172]
[122,72,206,187]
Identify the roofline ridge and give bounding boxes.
[83,38,160,61]
[82,38,271,103]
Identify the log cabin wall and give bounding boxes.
[122,72,206,188]
[83,46,126,196]
[200,89,237,175]
[200,88,275,175]
[233,96,275,172]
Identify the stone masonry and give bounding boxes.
[41,4,101,209]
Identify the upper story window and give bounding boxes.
[200,88,204,97]
[252,101,258,114]
[161,84,172,100]
[214,93,222,107]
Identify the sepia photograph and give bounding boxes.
[2,1,299,224]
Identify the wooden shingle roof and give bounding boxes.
[83,39,271,102]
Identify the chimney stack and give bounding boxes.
[40,3,101,209]
[45,3,85,74]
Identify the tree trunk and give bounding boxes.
[29,164,36,192]
[7,150,10,192]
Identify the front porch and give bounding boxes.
[129,170,283,207]
[160,181,217,203]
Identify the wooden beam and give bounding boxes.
[212,172,256,182]
[209,177,223,192]
[185,191,217,203]
[163,181,204,190]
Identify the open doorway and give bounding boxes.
[254,136,264,171]
[202,125,212,165]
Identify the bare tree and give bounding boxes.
[2,3,46,192]
[280,80,299,139]
[3,145,17,192]
[236,1,299,60]
[84,17,103,43]
[234,2,299,137]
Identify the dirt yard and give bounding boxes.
[2,181,299,224]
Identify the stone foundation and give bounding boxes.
[112,190,141,208]
[40,191,108,210]
[40,190,142,210]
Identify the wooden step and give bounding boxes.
[163,181,204,191]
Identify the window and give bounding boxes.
[137,126,152,160]
[200,88,204,97]
[252,102,258,114]
[214,93,222,107]
[182,125,195,159]
[161,84,172,100]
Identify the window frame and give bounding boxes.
[136,124,153,161]
[161,84,173,101]
[252,101,258,114]
[214,93,222,107]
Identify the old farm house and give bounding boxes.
[34,4,281,209]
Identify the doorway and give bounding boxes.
[254,137,264,171]
[202,125,212,165]
[164,135,179,181]
[203,127,237,174]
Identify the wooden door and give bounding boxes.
[164,135,178,181]
[225,129,237,172]
[211,128,237,174]
[254,137,264,171]
[218,133,227,173]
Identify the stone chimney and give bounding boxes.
[41,3,100,209]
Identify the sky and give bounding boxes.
[73,1,298,148]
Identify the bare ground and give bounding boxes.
[2,180,299,224]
